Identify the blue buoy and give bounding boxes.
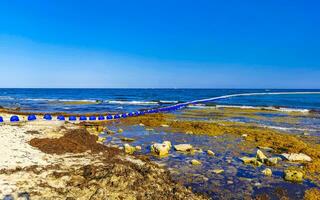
[114,114,120,119]
[79,116,87,121]
[57,115,65,121]
[121,113,127,118]
[10,116,19,122]
[43,114,52,120]
[106,115,113,120]
[28,114,37,121]
[69,116,77,121]
[98,115,105,120]
[0,116,3,122]
[89,116,96,121]
[128,112,134,117]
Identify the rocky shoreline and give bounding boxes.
[0,117,207,200]
[0,107,320,199]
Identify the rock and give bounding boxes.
[96,126,105,132]
[240,157,263,167]
[151,141,171,156]
[135,145,142,151]
[282,153,312,162]
[191,159,201,165]
[174,144,193,152]
[124,144,136,154]
[207,150,215,156]
[117,128,123,133]
[70,175,86,186]
[97,137,106,143]
[265,157,280,166]
[284,168,304,182]
[256,149,267,162]
[190,148,203,154]
[258,146,274,152]
[262,168,272,176]
[213,169,224,174]
[120,137,135,142]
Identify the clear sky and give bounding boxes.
[0,0,319,88]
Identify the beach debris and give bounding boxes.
[303,132,310,136]
[106,130,115,135]
[161,124,169,127]
[256,150,268,162]
[139,123,145,126]
[281,153,312,162]
[151,141,171,156]
[135,145,142,151]
[124,144,136,154]
[262,168,272,176]
[191,159,201,165]
[186,131,193,134]
[117,128,124,133]
[174,144,193,152]
[146,128,154,131]
[241,134,248,138]
[207,150,215,156]
[284,168,304,182]
[212,169,224,174]
[120,137,135,142]
[240,157,263,167]
[227,180,234,185]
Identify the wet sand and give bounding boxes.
[0,107,319,199]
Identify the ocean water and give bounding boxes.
[0,88,320,113]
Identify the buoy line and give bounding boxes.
[1,91,320,123]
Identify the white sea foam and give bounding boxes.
[159,100,179,104]
[189,91,320,104]
[106,100,159,105]
[214,105,310,113]
[184,91,320,113]
[22,98,97,103]
[0,96,14,100]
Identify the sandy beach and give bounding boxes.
[0,113,206,199]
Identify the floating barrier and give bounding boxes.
[2,91,320,124]
[69,116,77,121]
[57,115,65,121]
[28,114,37,121]
[10,116,19,122]
[44,114,52,120]
[98,115,105,120]
[79,116,87,121]
[89,116,96,121]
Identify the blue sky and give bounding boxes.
[0,0,319,88]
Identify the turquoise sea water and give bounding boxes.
[0,89,319,113]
